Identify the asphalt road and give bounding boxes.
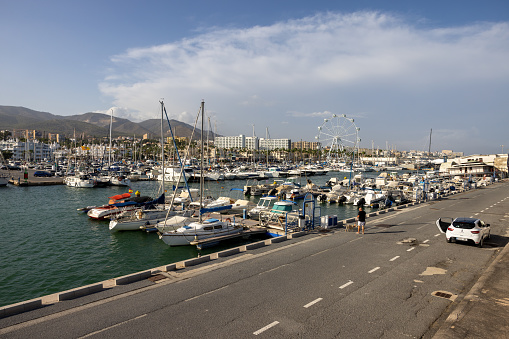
[1,181,508,338]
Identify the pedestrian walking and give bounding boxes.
[357,207,366,234]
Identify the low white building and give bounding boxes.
[439,154,508,179]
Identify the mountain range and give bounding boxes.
[0,105,218,140]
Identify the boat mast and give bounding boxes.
[108,108,113,169]
[199,100,205,223]
[160,101,165,195]
[428,128,432,154]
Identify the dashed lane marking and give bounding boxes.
[423,239,429,243]
[434,234,441,237]
[79,314,147,338]
[389,256,400,261]
[368,267,380,273]
[407,247,415,252]
[303,298,323,308]
[339,281,354,289]
[254,321,279,335]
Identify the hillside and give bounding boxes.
[0,105,218,140]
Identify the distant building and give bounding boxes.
[439,154,508,178]
[291,141,317,150]
[0,139,53,161]
[215,135,291,151]
[260,138,291,150]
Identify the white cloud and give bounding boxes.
[99,11,509,153]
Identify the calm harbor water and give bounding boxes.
[0,171,371,307]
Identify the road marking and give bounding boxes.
[368,267,380,273]
[398,221,406,225]
[389,256,400,261]
[480,210,485,212]
[423,239,429,243]
[304,298,323,308]
[254,321,279,335]
[434,233,441,237]
[490,205,494,208]
[339,281,354,289]
[407,247,415,252]
[474,213,479,216]
[79,314,147,338]
[184,286,228,302]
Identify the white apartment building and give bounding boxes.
[214,135,245,149]
[214,135,290,151]
[259,138,291,150]
[0,139,54,161]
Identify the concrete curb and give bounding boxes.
[0,299,42,318]
[432,241,509,338]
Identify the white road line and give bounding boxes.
[389,256,400,261]
[423,239,429,243]
[407,247,415,252]
[474,213,479,216]
[368,267,380,273]
[434,233,441,237]
[339,281,354,289]
[480,210,485,212]
[79,314,147,338]
[303,298,323,308]
[254,321,279,335]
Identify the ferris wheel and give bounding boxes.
[315,114,360,161]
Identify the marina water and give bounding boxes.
[0,171,373,307]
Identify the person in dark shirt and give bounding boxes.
[357,207,366,234]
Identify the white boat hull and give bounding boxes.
[160,226,243,246]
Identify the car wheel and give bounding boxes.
[446,237,452,243]
[477,237,484,248]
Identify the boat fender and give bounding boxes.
[226,218,231,225]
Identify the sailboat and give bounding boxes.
[109,101,194,231]
[159,101,244,246]
[107,108,131,187]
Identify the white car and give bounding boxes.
[436,217,491,247]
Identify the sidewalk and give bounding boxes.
[433,241,509,338]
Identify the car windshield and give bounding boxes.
[452,221,476,229]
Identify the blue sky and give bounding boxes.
[1,0,508,155]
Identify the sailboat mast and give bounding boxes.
[199,100,205,223]
[428,128,432,154]
[108,109,113,169]
[160,101,165,193]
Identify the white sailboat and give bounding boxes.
[159,101,243,246]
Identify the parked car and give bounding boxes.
[436,217,491,247]
[34,170,52,177]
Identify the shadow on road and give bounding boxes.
[484,234,508,248]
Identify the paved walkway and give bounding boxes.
[433,241,509,338]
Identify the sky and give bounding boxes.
[1,0,508,155]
